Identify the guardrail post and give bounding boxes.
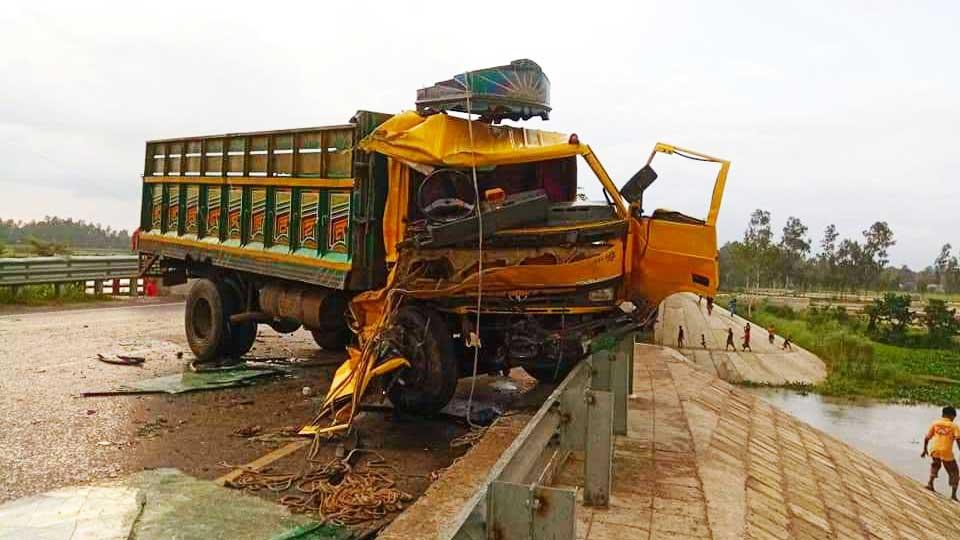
[94,280,104,296]
[611,335,632,436]
[487,482,575,540]
[112,279,120,295]
[130,276,140,297]
[590,349,612,392]
[559,363,588,453]
[54,283,63,298]
[583,388,613,507]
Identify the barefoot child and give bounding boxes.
[923,406,960,501]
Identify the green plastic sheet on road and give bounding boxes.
[0,485,144,539]
[0,469,352,540]
[116,367,280,394]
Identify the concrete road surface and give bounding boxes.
[654,293,827,385]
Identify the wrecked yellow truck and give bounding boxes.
[135,59,728,429]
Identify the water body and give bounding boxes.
[745,387,946,485]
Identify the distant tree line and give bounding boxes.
[0,216,131,255]
[719,209,959,293]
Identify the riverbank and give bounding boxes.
[743,304,960,404]
[744,386,938,485]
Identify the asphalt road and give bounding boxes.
[0,299,536,505]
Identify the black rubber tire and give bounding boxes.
[387,306,458,414]
[219,281,256,359]
[311,327,350,351]
[185,279,229,363]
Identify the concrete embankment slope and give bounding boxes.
[560,345,960,539]
[654,292,827,385]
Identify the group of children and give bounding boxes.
[676,297,793,352]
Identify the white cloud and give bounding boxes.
[0,0,957,268]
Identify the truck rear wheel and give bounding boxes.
[185,278,256,362]
[220,281,257,358]
[185,279,229,363]
[387,306,458,414]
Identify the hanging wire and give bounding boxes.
[463,71,485,430]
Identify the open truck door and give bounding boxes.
[624,143,729,307]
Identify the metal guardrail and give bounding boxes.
[0,256,139,288]
[453,332,635,540]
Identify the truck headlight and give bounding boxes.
[588,287,615,302]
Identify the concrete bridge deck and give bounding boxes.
[654,293,827,385]
[558,344,960,539]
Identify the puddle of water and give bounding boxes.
[745,387,947,485]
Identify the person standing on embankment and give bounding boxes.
[922,406,960,501]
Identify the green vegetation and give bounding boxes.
[0,283,109,306]
[744,299,960,404]
[718,208,960,294]
[0,216,131,254]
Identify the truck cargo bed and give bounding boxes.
[137,111,391,289]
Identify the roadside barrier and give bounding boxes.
[0,256,142,296]
[453,331,635,540]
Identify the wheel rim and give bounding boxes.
[192,298,213,339]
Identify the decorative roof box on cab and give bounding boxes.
[415,59,551,122]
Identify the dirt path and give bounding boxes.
[653,292,827,385]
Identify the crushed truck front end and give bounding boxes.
[310,111,728,431]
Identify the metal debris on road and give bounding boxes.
[82,367,280,396]
[96,353,146,366]
[233,425,264,438]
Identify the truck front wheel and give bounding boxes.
[387,306,458,414]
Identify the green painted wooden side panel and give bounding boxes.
[139,111,393,291]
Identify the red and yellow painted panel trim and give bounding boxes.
[138,232,352,272]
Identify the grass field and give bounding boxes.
[744,304,960,404]
[0,244,132,258]
[0,283,108,306]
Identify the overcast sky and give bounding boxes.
[1,1,956,268]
